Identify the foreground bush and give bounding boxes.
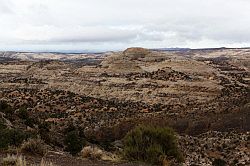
[123,125,183,165]
[64,130,85,155]
[0,128,29,149]
[21,138,47,156]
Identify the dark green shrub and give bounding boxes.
[64,124,86,155]
[17,107,29,120]
[0,101,14,120]
[0,101,9,110]
[64,130,85,155]
[38,122,51,144]
[212,158,226,166]
[17,107,36,127]
[0,128,29,149]
[123,125,183,165]
[0,118,6,130]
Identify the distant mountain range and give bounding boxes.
[152,47,250,51]
[1,47,250,61]
[0,51,105,61]
[152,48,191,51]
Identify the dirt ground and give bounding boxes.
[0,151,148,166]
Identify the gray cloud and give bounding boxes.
[0,0,13,14]
[0,0,250,51]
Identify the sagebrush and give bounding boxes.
[123,125,183,164]
[21,138,47,156]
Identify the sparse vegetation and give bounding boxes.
[0,128,30,149]
[0,117,6,130]
[82,146,103,160]
[81,145,120,161]
[212,158,227,166]
[123,125,183,165]
[21,138,47,156]
[64,124,86,155]
[38,122,51,145]
[1,155,26,166]
[0,101,14,120]
[0,48,249,165]
[1,154,55,166]
[18,107,36,127]
[40,158,56,166]
[0,101,10,111]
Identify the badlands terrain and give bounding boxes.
[0,48,249,165]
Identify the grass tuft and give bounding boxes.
[21,138,47,156]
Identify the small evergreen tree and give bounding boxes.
[64,130,83,155]
[64,124,86,155]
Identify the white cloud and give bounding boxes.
[0,0,250,51]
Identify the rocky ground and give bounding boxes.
[0,48,249,165]
[179,131,250,165]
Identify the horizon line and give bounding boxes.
[0,47,250,54]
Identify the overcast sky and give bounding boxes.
[0,0,250,51]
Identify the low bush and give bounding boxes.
[64,123,86,155]
[38,122,51,144]
[212,158,226,166]
[17,107,29,120]
[0,101,14,120]
[0,101,9,111]
[0,128,29,149]
[64,130,85,155]
[0,118,6,130]
[123,125,183,165]
[20,138,47,156]
[17,107,36,127]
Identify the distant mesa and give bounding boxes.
[100,47,150,74]
[123,47,151,59]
